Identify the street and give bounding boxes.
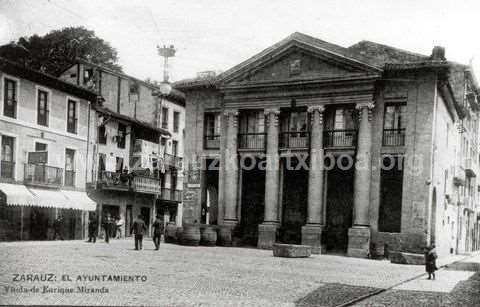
[0,239,478,307]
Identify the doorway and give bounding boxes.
[281,157,308,244]
[140,207,151,231]
[325,156,354,253]
[239,158,265,246]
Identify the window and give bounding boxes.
[116,157,124,172]
[173,111,180,133]
[383,104,406,130]
[383,104,407,146]
[3,78,17,118]
[161,107,169,129]
[67,99,77,134]
[65,149,75,187]
[205,113,220,136]
[98,125,107,144]
[37,89,49,126]
[1,136,15,179]
[172,140,178,156]
[117,123,126,149]
[35,142,48,152]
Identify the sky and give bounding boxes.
[1,0,480,82]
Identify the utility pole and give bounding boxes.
[157,45,176,83]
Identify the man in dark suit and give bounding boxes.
[103,213,114,243]
[88,214,98,243]
[152,215,164,250]
[130,214,147,250]
[53,215,64,240]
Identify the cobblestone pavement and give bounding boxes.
[0,239,470,307]
[353,254,480,307]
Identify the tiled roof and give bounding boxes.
[93,105,171,137]
[0,57,98,101]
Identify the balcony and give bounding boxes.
[238,133,266,150]
[0,161,15,180]
[134,175,161,194]
[98,171,161,194]
[323,130,357,148]
[204,135,220,149]
[24,163,63,188]
[64,170,75,187]
[383,128,406,146]
[453,165,466,186]
[160,188,182,202]
[164,153,183,169]
[279,131,310,149]
[465,158,477,178]
[98,171,131,191]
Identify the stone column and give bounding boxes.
[302,105,326,254]
[348,102,374,258]
[258,108,281,249]
[219,109,239,245]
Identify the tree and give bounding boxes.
[0,26,122,75]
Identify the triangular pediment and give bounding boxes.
[218,33,382,85]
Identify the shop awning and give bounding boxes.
[28,188,70,209]
[0,183,36,206]
[61,190,97,211]
[0,183,97,211]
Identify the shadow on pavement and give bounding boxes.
[295,283,380,307]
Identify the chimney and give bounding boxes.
[431,46,446,61]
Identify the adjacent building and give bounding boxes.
[0,57,97,241]
[59,60,185,237]
[176,32,480,260]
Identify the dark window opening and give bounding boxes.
[173,111,180,133]
[117,123,126,149]
[37,90,49,126]
[4,78,17,118]
[67,100,77,134]
[98,125,107,144]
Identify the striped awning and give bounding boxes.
[28,188,70,209]
[0,183,36,206]
[0,183,96,211]
[61,190,96,211]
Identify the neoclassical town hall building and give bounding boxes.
[176,32,480,261]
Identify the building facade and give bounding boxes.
[176,32,480,260]
[59,60,185,237]
[0,57,97,241]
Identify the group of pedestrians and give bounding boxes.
[87,213,165,251]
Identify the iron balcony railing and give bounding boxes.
[238,132,266,150]
[99,171,131,189]
[279,131,310,149]
[323,129,357,147]
[160,188,182,202]
[0,160,15,180]
[134,175,161,194]
[382,128,406,146]
[64,170,75,187]
[204,134,220,149]
[24,163,63,188]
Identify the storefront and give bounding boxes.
[0,183,96,241]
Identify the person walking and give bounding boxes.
[152,215,164,250]
[116,216,124,239]
[130,214,147,250]
[425,244,438,280]
[88,214,98,243]
[53,215,64,240]
[103,213,113,243]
